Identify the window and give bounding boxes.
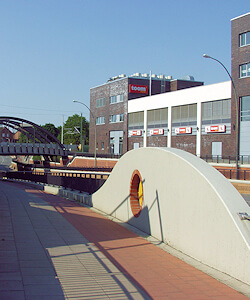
[128,112,144,129]
[172,104,197,126]
[147,108,168,128]
[239,31,250,47]
[96,98,106,108]
[201,99,231,124]
[241,96,250,121]
[110,94,124,104]
[213,101,221,119]
[239,63,250,78]
[96,116,105,125]
[109,114,124,123]
[101,142,104,150]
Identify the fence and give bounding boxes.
[71,152,122,159]
[216,168,250,180]
[5,170,109,194]
[200,155,250,165]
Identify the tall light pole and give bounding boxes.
[73,100,97,167]
[203,54,239,179]
[61,115,64,144]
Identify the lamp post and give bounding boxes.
[203,54,239,179]
[73,100,97,167]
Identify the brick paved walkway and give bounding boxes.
[28,187,249,299]
[1,180,249,299]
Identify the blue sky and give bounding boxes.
[0,0,249,127]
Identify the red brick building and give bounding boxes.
[231,13,250,156]
[90,74,203,155]
[89,13,249,158]
[0,127,14,143]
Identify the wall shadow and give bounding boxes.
[3,181,152,299]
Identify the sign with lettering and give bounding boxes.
[129,84,148,94]
[150,128,164,135]
[205,125,226,133]
[129,130,142,136]
[175,127,192,134]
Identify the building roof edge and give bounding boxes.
[90,77,128,90]
[231,12,250,21]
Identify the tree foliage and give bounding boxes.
[18,132,28,143]
[16,115,89,147]
[17,123,60,143]
[42,123,60,139]
[58,114,89,145]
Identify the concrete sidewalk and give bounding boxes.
[0,180,249,299]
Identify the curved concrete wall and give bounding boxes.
[91,147,250,285]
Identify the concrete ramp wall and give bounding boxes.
[91,147,250,285]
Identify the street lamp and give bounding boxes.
[203,54,239,179]
[73,100,97,167]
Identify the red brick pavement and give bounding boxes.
[23,187,248,299]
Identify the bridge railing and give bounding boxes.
[0,143,69,156]
[5,169,109,194]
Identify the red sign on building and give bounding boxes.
[129,130,142,136]
[150,128,164,135]
[129,84,148,94]
[205,125,226,133]
[175,127,192,134]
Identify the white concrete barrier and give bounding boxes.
[91,147,250,285]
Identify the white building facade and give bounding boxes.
[128,81,236,158]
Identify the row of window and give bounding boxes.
[239,31,249,79]
[97,99,232,128]
[1,133,10,137]
[128,99,231,129]
[96,93,124,108]
[96,114,124,125]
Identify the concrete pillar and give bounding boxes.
[168,106,172,147]
[143,109,147,147]
[196,102,202,157]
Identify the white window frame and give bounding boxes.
[239,31,250,47]
[96,116,105,125]
[109,114,124,123]
[239,63,250,78]
[110,94,124,104]
[96,98,106,108]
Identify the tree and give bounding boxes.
[17,123,60,143]
[42,123,60,139]
[58,114,89,146]
[18,132,28,143]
